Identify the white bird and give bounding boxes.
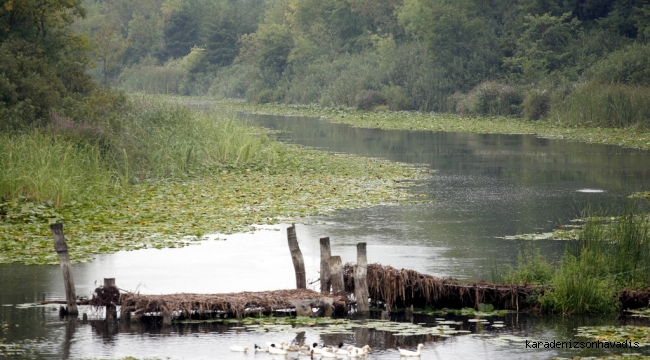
[320,347,339,358]
[309,342,324,354]
[254,344,268,352]
[347,347,362,358]
[334,343,349,355]
[398,343,426,357]
[267,341,286,348]
[350,345,371,355]
[229,345,249,352]
[269,343,289,355]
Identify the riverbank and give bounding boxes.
[205,99,650,150]
[0,97,428,265]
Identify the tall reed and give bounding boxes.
[541,204,650,314]
[554,82,650,128]
[0,131,115,207]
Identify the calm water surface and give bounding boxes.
[1,113,650,359]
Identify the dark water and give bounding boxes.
[1,113,650,359]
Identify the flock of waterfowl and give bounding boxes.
[229,341,426,357]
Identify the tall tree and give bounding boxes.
[0,0,93,131]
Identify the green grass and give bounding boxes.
[0,130,115,207]
[493,204,650,314]
[0,95,428,265]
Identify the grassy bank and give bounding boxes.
[208,100,650,150]
[0,96,427,265]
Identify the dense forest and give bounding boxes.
[1,0,650,131]
[75,0,650,126]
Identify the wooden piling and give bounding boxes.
[50,223,78,316]
[354,243,369,313]
[287,225,306,289]
[330,256,345,296]
[104,278,117,323]
[319,237,332,293]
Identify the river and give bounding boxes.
[1,112,649,359]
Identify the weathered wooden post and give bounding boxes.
[319,237,332,293]
[104,278,117,323]
[162,308,172,326]
[330,256,345,296]
[50,223,78,316]
[287,224,306,289]
[354,243,370,313]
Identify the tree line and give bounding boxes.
[2,0,650,131]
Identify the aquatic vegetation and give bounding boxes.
[182,316,481,338]
[0,147,426,265]
[626,309,650,318]
[575,326,650,347]
[414,307,510,317]
[212,99,650,150]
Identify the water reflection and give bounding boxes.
[241,114,650,279]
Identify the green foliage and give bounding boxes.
[398,0,501,92]
[523,89,551,120]
[158,4,200,61]
[452,81,523,117]
[506,12,582,82]
[0,0,94,131]
[541,251,617,315]
[503,247,554,285]
[588,43,650,86]
[0,129,113,208]
[554,82,650,128]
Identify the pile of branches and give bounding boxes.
[89,284,120,307]
[343,263,548,311]
[119,289,346,319]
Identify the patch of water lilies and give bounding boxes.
[178,315,512,339]
[626,309,650,318]
[499,226,581,241]
[415,306,510,317]
[0,145,428,265]
[575,326,650,347]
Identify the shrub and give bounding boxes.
[355,90,386,110]
[453,81,523,117]
[523,89,551,120]
[588,43,650,86]
[382,86,411,111]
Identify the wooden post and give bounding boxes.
[50,223,78,316]
[162,307,172,326]
[330,256,345,296]
[319,237,332,293]
[287,225,306,289]
[354,243,369,313]
[104,278,117,323]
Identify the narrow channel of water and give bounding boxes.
[1,113,650,359]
